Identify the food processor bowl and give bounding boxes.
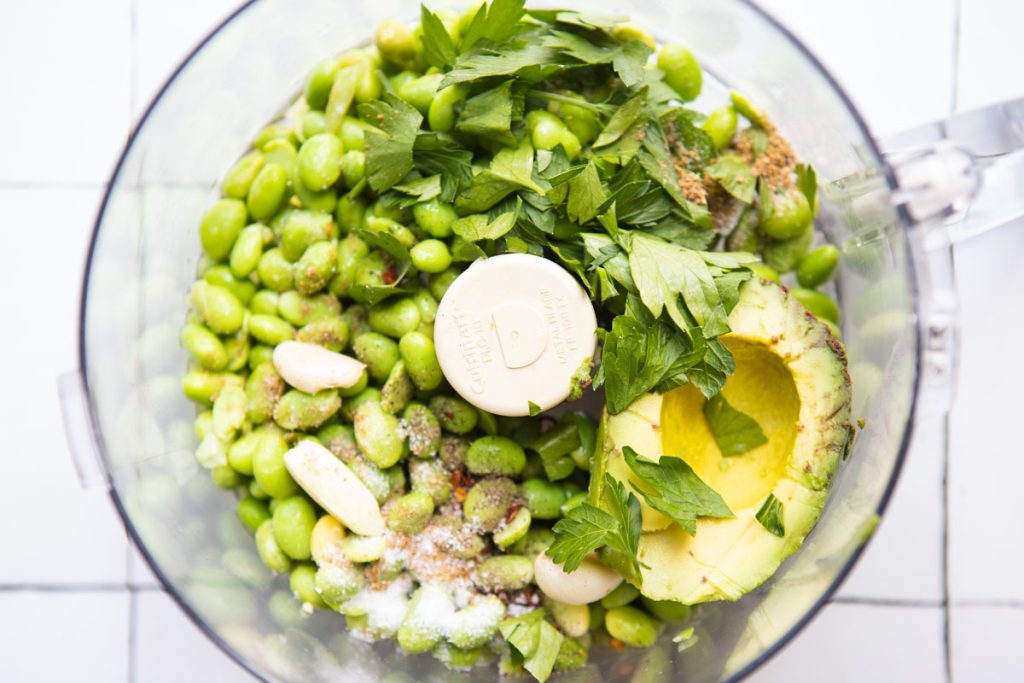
[64,0,937,680]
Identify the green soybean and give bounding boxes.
[368,296,421,338]
[703,105,737,150]
[409,458,451,504]
[428,85,467,133]
[353,332,400,383]
[428,267,460,300]
[272,496,317,560]
[353,398,407,468]
[200,198,247,260]
[381,360,415,414]
[428,395,478,434]
[398,331,443,391]
[279,209,334,262]
[763,222,814,273]
[277,290,341,327]
[329,233,369,297]
[246,363,284,424]
[387,491,435,534]
[466,436,526,477]
[748,262,781,284]
[376,18,422,71]
[521,478,565,520]
[448,595,505,649]
[340,117,368,152]
[398,73,443,114]
[237,495,271,534]
[248,314,296,345]
[791,287,840,323]
[181,323,228,371]
[252,430,297,498]
[398,585,455,653]
[340,386,380,422]
[640,597,691,622]
[476,555,533,591]
[296,316,350,352]
[256,248,295,292]
[658,44,702,102]
[409,239,452,274]
[290,563,326,608]
[463,477,517,531]
[493,507,531,549]
[297,133,344,191]
[796,244,841,288]
[339,150,365,188]
[413,200,458,238]
[274,390,342,430]
[760,188,813,240]
[601,583,641,609]
[227,431,261,475]
[605,606,660,648]
[298,110,327,142]
[402,402,442,458]
[304,58,338,110]
[255,520,293,573]
[229,224,267,278]
[315,564,365,607]
[183,370,240,404]
[191,281,244,335]
[247,162,289,220]
[294,240,337,295]
[203,265,257,306]
[249,344,274,369]
[222,151,265,200]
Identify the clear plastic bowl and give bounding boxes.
[77,0,918,680]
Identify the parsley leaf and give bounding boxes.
[391,174,442,206]
[359,94,423,192]
[499,609,563,683]
[548,473,643,581]
[637,122,712,229]
[622,446,734,535]
[459,0,526,52]
[412,132,473,200]
[706,155,756,204]
[451,197,522,241]
[528,400,542,416]
[566,161,607,224]
[541,31,652,87]
[594,87,648,148]
[442,41,565,88]
[420,5,457,69]
[490,140,546,194]
[702,393,768,456]
[756,493,785,537]
[795,163,817,210]
[456,80,520,146]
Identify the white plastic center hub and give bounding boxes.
[433,253,598,417]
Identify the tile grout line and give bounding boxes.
[0,584,157,593]
[831,596,944,609]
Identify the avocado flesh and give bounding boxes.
[598,279,851,604]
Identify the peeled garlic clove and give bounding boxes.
[283,440,386,536]
[534,551,623,606]
[272,341,366,394]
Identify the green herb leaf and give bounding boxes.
[451,197,522,241]
[548,502,622,572]
[499,609,564,683]
[391,174,442,206]
[349,257,414,305]
[413,132,474,201]
[636,124,711,229]
[622,446,734,535]
[420,5,457,69]
[456,80,519,146]
[742,127,769,159]
[542,31,652,87]
[795,163,817,211]
[528,400,542,416]
[706,155,757,204]
[594,88,648,148]
[460,0,527,52]
[755,493,785,537]
[566,161,607,224]
[702,393,768,456]
[442,41,565,88]
[450,236,487,262]
[359,94,423,192]
[490,139,546,194]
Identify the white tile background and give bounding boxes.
[1,0,1021,681]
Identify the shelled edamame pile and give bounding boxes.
[181,1,847,680]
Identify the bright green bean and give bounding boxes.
[200,198,247,261]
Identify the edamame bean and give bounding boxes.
[561,492,587,516]
[428,267,460,300]
[349,454,392,503]
[351,250,400,302]
[476,555,533,591]
[246,362,284,424]
[272,496,317,560]
[222,151,265,200]
[402,402,442,458]
[439,435,469,470]
[550,96,601,147]
[274,390,341,430]
[611,24,656,49]
[398,331,442,392]
[230,224,267,279]
[279,209,335,261]
[796,244,840,288]
[227,431,261,475]
[389,70,417,93]
[337,367,368,397]
[353,332,400,382]
[369,297,421,338]
[354,398,407,467]
[493,507,531,549]
[254,123,297,149]
[293,240,338,295]
[601,583,640,609]
[339,150,365,188]
[605,606,661,648]
[203,265,257,305]
[315,564,365,608]
[191,281,244,335]
[249,344,274,369]
[298,110,327,142]
[521,478,565,520]
[183,370,240,404]
[256,248,295,292]
[290,563,326,608]
[387,491,435,534]
[328,233,369,297]
[335,194,367,235]
[296,316,350,352]
[297,133,344,191]
[412,200,458,238]
[555,637,587,672]
[399,586,456,654]
[702,105,737,150]
[409,458,451,505]
[341,534,387,563]
[237,495,271,533]
[255,520,292,573]
[304,58,338,110]
[248,314,296,345]
[181,323,228,371]
[790,287,840,323]
[526,110,581,159]
[200,198,247,260]
[463,477,517,531]
[759,188,813,240]
[763,222,814,273]
[428,85,467,132]
[548,600,590,638]
[375,18,422,71]
[340,386,380,422]
[253,430,298,498]
[730,90,768,128]
[247,162,289,220]
[381,361,415,414]
[748,262,780,284]
[398,73,444,115]
[657,44,702,102]
[448,595,505,649]
[466,436,526,476]
[362,216,417,249]
[409,239,452,274]
[428,395,478,434]
[340,117,368,151]
[640,597,691,622]
[277,290,341,327]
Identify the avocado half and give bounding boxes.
[593,278,852,604]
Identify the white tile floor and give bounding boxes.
[1,0,1021,681]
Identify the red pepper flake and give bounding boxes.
[608,638,626,651]
[382,266,398,285]
[505,501,523,523]
[449,470,475,489]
